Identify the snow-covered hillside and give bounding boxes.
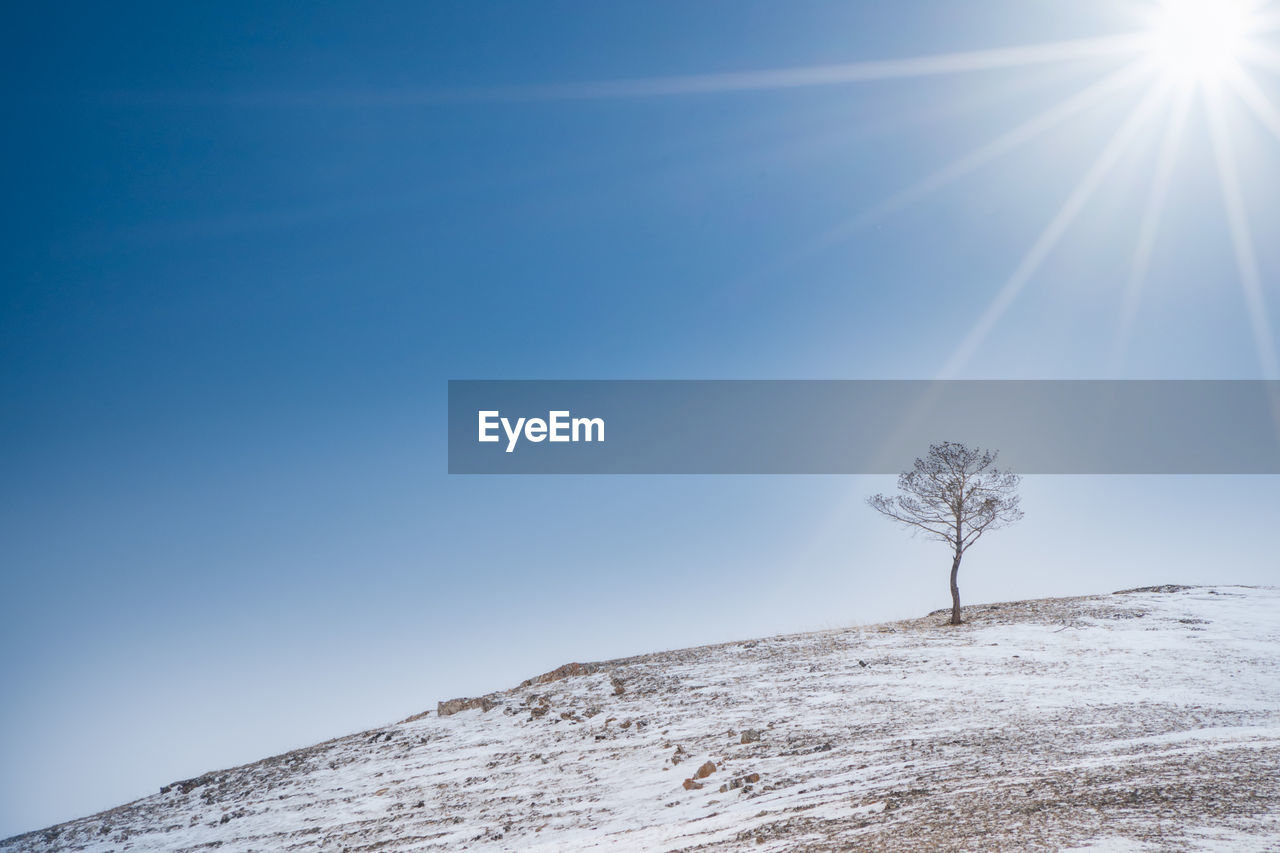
[5,586,1279,852]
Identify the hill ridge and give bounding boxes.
[5,585,1279,852]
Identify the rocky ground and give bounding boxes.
[4,585,1279,852]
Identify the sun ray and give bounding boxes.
[168,34,1151,107]
[1246,7,1280,35]
[1205,83,1280,378]
[693,64,1158,305]
[1239,41,1280,73]
[1226,64,1280,140]
[505,35,1149,100]
[802,61,1156,249]
[1240,51,1280,87]
[1111,86,1195,372]
[940,84,1170,379]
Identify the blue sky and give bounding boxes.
[3,0,1280,838]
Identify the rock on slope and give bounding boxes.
[4,586,1280,852]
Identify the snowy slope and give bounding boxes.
[4,586,1280,852]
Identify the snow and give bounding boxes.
[3,585,1279,851]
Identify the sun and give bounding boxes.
[582,0,1280,377]
[1146,0,1254,83]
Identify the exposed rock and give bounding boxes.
[519,662,604,688]
[398,709,432,724]
[682,779,703,791]
[437,696,498,717]
[162,774,218,796]
[694,761,716,779]
[1114,585,1194,595]
[723,772,762,791]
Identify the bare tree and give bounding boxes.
[868,442,1023,625]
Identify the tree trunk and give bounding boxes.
[949,551,962,625]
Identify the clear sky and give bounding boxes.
[3,0,1280,839]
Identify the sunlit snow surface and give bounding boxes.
[5,586,1279,851]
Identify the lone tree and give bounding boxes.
[868,441,1023,625]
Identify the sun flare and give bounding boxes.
[576,0,1280,378]
[1147,0,1254,83]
